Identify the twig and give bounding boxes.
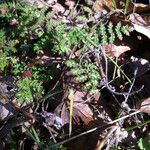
[124,68,138,103]
[101,45,144,96]
[96,125,118,150]
[43,123,57,143]
[50,110,141,148]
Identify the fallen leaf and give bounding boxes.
[104,44,131,58]
[133,3,149,8]
[93,0,115,12]
[132,1,150,13]
[132,24,150,38]
[57,91,96,126]
[72,91,94,124]
[129,13,150,38]
[73,103,93,124]
[0,102,14,120]
[126,0,150,13]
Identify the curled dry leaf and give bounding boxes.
[133,3,149,8]
[22,70,32,78]
[129,13,150,38]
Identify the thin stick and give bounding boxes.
[50,110,141,148]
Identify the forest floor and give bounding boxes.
[0,0,150,150]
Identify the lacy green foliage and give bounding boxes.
[66,60,100,92]
[0,29,18,71]
[0,30,7,70]
[32,65,54,82]
[0,2,54,103]
[52,24,72,55]
[16,77,44,103]
[100,22,131,45]
[108,22,115,44]
[12,61,27,75]
[100,23,108,45]
[0,1,131,100]
[0,51,7,71]
[65,22,131,92]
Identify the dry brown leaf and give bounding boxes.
[133,3,149,8]
[129,13,148,26]
[73,91,94,124]
[132,1,150,13]
[58,91,97,125]
[132,24,150,38]
[105,44,131,58]
[73,103,93,125]
[93,0,115,12]
[129,13,150,38]
[112,45,131,57]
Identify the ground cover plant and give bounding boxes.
[0,0,150,149]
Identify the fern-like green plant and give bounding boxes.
[100,23,108,45]
[99,22,131,44]
[0,0,132,102]
[0,51,8,71]
[108,22,115,44]
[66,59,100,92]
[16,77,44,103]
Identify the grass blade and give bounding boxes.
[68,89,74,137]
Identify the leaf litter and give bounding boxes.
[0,0,150,149]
